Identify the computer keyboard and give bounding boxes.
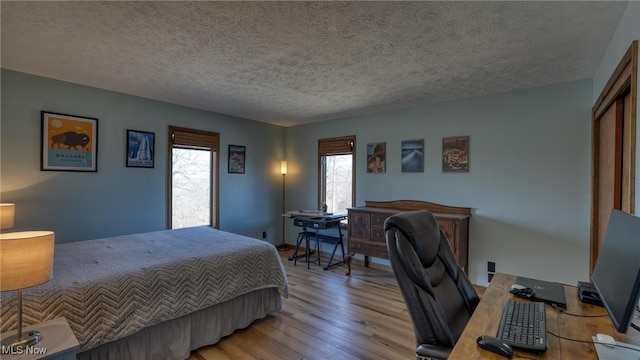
[497,300,548,352]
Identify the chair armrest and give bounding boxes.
[416,344,451,359]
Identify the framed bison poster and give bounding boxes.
[41,111,98,171]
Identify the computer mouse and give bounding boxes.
[476,335,513,357]
[509,286,535,298]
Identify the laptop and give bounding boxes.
[514,276,567,308]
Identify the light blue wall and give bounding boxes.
[0,70,285,244]
[592,0,640,212]
[285,79,592,286]
[2,1,636,286]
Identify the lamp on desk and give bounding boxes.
[277,161,291,251]
[0,230,55,347]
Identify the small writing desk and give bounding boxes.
[287,212,346,270]
[450,273,640,359]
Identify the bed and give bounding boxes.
[0,226,289,359]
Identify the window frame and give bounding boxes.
[167,125,220,229]
[317,135,356,213]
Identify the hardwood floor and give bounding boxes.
[188,249,416,360]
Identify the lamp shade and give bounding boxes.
[0,203,15,230]
[0,231,54,291]
[281,161,288,175]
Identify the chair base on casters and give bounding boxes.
[416,344,451,360]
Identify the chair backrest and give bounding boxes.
[385,210,479,354]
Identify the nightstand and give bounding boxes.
[0,317,79,360]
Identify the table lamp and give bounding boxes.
[0,203,15,229]
[0,231,55,347]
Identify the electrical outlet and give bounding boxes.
[488,261,496,273]
[487,261,496,283]
[262,231,267,239]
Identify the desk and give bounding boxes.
[450,273,640,359]
[287,212,346,270]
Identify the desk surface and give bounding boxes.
[286,211,346,218]
[450,273,640,359]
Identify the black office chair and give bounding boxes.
[385,210,479,360]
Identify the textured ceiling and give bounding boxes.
[0,1,628,127]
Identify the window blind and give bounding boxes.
[318,135,355,155]
[170,126,219,150]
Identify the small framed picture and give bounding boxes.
[401,139,424,172]
[126,130,155,168]
[228,145,246,174]
[442,136,469,172]
[367,142,386,173]
[41,111,98,172]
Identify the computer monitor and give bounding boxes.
[591,209,640,333]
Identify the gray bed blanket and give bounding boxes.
[0,226,289,351]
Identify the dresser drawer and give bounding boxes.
[370,227,386,243]
[371,213,388,227]
[293,218,307,227]
[349,240,388,259]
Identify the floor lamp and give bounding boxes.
[277,161,291,251]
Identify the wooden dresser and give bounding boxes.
[347,200,471,275]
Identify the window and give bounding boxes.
[168,126,219,229]
[318,135,355,214]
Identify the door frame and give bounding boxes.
[590,40,638,273]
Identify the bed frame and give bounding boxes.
[78,287,281,360]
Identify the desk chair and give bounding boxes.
[385,210,479,360]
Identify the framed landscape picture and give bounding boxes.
[126,130,155,168]
[442,136,469,172]
[228,145,246,174]
[401,139,424,172]
[41,111,98,172]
